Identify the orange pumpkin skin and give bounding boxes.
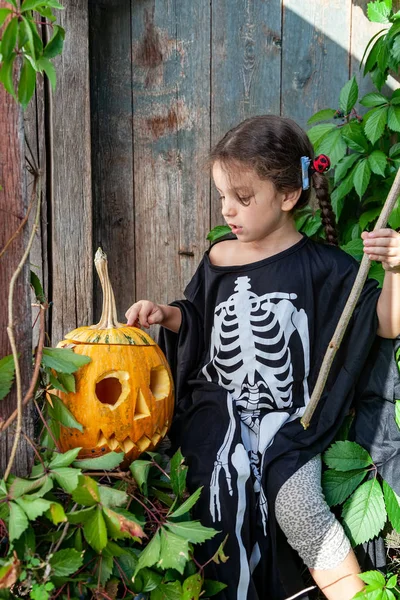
[56,339,174,463]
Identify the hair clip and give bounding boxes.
[312,154,331,173]
[300,156,311,190]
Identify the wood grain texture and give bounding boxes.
[51,0,93,344]
[0,62,34,476]
[132,0,211,319]
[210,0,282,229]
[282,0,351,127]
[89,0,136,324]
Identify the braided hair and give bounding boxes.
[210,115,338,246]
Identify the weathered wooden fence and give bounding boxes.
[24,0,388,346]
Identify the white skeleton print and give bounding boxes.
[202,275,311,553]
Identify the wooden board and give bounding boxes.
[210,0,282,229]
[89,0,136,323]
[131,0,211,318]
[51,0,93,344]
[282,0,352,127]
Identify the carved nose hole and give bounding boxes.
[96,377,122,406]
[150,365,170,400]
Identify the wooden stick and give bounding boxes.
[301,168,400,429]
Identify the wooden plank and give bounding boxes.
[131,0,211,317]
[282,0,352,127]
[211,0,282,229]
[89,0,135,324]
[51,0,93,344]
[0,59,34,476]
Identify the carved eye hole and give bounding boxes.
[150,365,170,400]
[95,371,130,409]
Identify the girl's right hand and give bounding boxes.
[125,300,166,328]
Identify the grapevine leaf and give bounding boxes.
[71,475,100,506]
[182,573,202,600]
[358,570,386,586]
[323,441,373,471]
[331,172,356,220]
[151,582,182,600]
[0,355,16,401]
[364,36,385,75]
[47,502,67,524]
[43,25,65,59]
[0,9,12,28]
[360,92,388,107]
[341,239,364,261]
[30,270,46,303]
[364,106,388,144]
[158,528,189,574]
[98,485,128,508]
[1,17,18,60]
[307,109,337,125]
[130,460,153,493]
[41,347,91,373]
[367,1,391,23]
[307,123,336,146]
[322,469,368,506]
[9,502,29,541]
[8,475,49,499]
[51,467,80,493]
[353,159,372,198]
[170,449,187,499]
[388,105,400,132]
[341,122,369,153]
[339,76,359,114]
[49,447,81,469]
[383,479,400,532]
[83,506,108,552]
[206,225,231,243]
[334,154,360,185]
[202,580,228,597]
[0,53,17,99]
[47,395,83,432]
[49,548,84,577]
[134,529,161,575]
[15,497,51,520]
[316,128,347,166]
[73,452,124,470]
[342,479,386,546]
[368,150,387,176]
[36,56,56,90]
[169,487,203,518]
[389,202,400,229]
[359,207,382,231]
[165,520,217,543]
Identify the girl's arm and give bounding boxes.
[125,301,182,333]
[362,228,400,338]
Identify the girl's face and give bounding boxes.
[212,161,301,244]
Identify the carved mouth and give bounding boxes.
[95,423,169,454]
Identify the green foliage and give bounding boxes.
[0,448,225,598]
[0,0,64,108]
[353,570,398,599]
[0,354,16,401]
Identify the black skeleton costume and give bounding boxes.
[160,235,381,599]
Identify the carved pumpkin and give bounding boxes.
[55,248,174,463]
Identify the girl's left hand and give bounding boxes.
[361,228,400,272]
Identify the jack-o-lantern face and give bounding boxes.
[54,249,174,464]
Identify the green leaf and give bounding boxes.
[170,449,187,499]
[383,479,400,531]
[323,441,373,471]
[46,502,67,524]
[0,53,17,99]
[341,122,369,153]
[73,451,124,471]
[169,487,202,519]
[158,528,189,574]
[9,502,29,541]
[359,207,382,230]
[0,9,12,28]
[42,347,91,373]
[49,447,81,469]
[151,581,182,600]
[44,0,65,8]
[368,150,387,176]
[134,529,161,575]
[66,506,96,524]
[389,142,400,157]
[182,573,202,600]
[368,1,391,23]
[368,262,385,287]
[83,506,108,552]
[71,475,100,506]
[206,225,231,243]
[342,478,386,546]
[358,570,386,586]
[51,467,80,493]
[43,25,65,59]
[316,128,347,166]
[30,270,46,303]
[339,77,359,114]
[21,0,61,10]
[389,201,400,229]
[47,395,83,432]
[300,212,322,237]
[98,485,127,508]
[95,553,113,587]
[307,123,336,146]
[130,460,153,493]
[165,520,217,543]
[331,172,356,220]
[364,106,388,144]
[334,154,360,185]
[395,399,400,429]
[50,548,84,577]
[8,475,49,499]
[0,355,16,401]
[364,35,385,75]
[1,17,18,60]
[386,574,398,588]
[307,109,337,125]
[36,56,56,90]
[15,497,51,520]
[353,159,372,198]
[360,92,388,107]
[322,469,368,506]
[388,105,400,132]
[202,580,228,597]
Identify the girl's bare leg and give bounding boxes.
[309,549,364,599]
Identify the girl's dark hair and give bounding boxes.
[210,115,338,246]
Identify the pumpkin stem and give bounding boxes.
[92,248,124,329]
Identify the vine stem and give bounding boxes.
[0,302,46,434]
[301,167,400,429]
[4,175,41,480]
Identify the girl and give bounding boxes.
[126,115,400,600]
